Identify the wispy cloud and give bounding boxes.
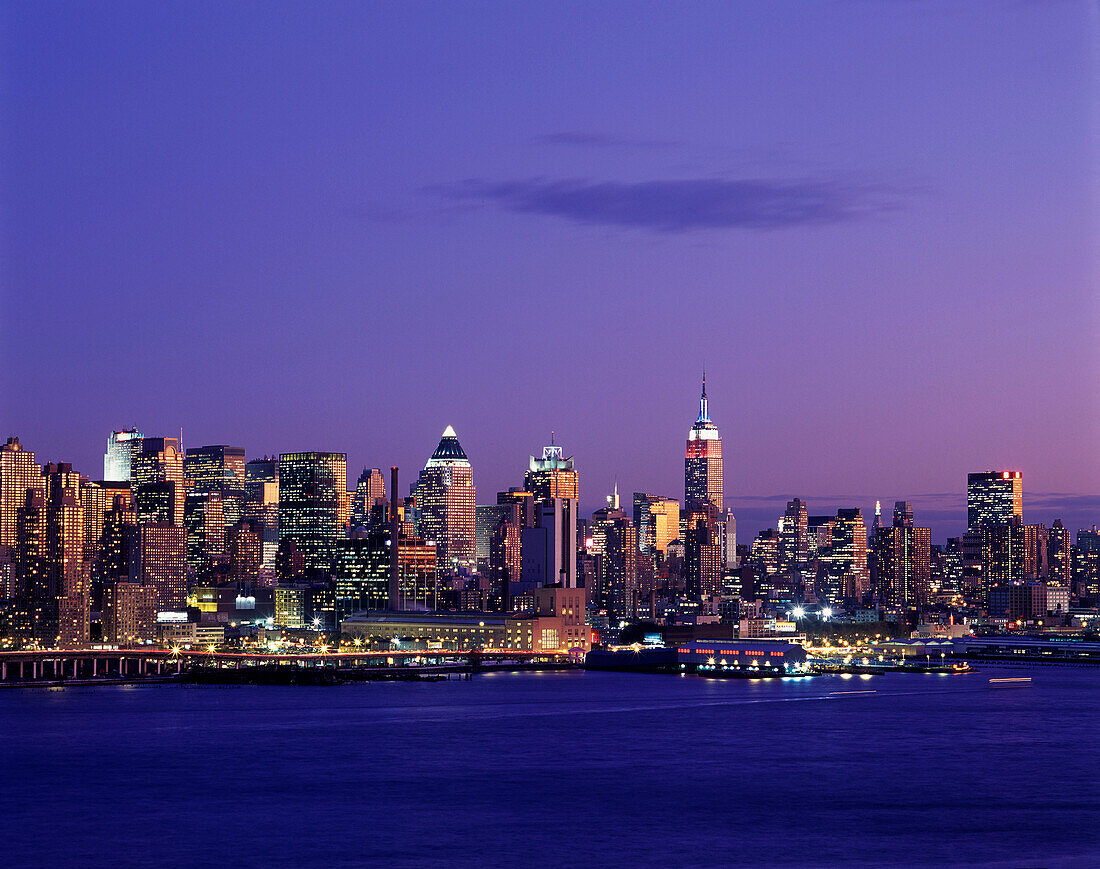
[433,176,895,233]
[532,131,682,150]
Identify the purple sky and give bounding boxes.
[2,1,1098,543]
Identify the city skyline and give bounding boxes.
[2,1,1097,538]
[3,412,1097,547]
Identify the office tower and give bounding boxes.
[351,468,386,529]
[185,444,246,526]
[603,515,637,623]
[476,504,513,567]
[184,491,226,578]
[335,531,391,616]
[685,373,723,512]
[102,580,156,645]
[685,503,723,598]
[1,437,44,548]
[245,456,279,504]
[827,508,869,605]
[277,451,347,577]
[1073,530,1100,598]
[525,437,578,501]
[872,503,931,612]
[497,488,536,529]
[633,493,680,557]
[967,471,1023,529]
[521,497,579,588]
[589,488,626,559]
[126,523,187,610]
[778,498,809,570]
[103,429,143,482]
[184,445,246,491]
[1048,520,1071,587]
[130,437,185,525]
[413,427,476,573]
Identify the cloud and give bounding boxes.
[532,131,681,149]
[435,176,893,233]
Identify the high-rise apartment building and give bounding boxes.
[413,427,476,573]
[103,429,143,482]
[967,471,1023,529]
[1048,520,1071,587]
[685,374,723,512]
[278,451,347,577]
[351,468,386,530]
[1,437,44,548]
[126,522,187,610]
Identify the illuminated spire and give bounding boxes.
[697,369,710,423]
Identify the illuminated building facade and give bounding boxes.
[413,427,476,573]
[685,374,723,512]
[103,580,156,645]
[126,522,188,610]
[130,437,185,526]
[602,515,637,622]
[351,467,386,530]
[1048,520,1071,587]
[184,445,246,491]
[184,490,226,578]
[1,437,44,548]
[777,498,809,570]
[967,471,1023,529]
[827,508,869,605]
[524,438,578,502]
[872,502,931,611]
[278,451,347,576]
[103,428,143,482]
[633,493,680,556]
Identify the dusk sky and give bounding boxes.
[2,1,1097,542]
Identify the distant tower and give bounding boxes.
[525,434,578,502]
[413,426,477,573]
[103,429,144,482]
[685,372,723,512]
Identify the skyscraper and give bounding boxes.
[521,497,579,589]
[633,493,680,556]
[351,468,386,530]
[413,426,476,573]
[827,508,868,605]
[126,522,187,611]
[184,445,246,492]
[278,452,347,577]
[967,471,1023,529]
[777,498,809,570]
[1048,520,1071,587]
[525,437,578,502]
[0,437,44,548]
[872,502,931,613]
[130,437,185,526]
[103,429,143,482]
[685,373,723,512]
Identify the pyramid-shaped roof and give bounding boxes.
[425,425,470,468]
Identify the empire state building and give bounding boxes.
[684,374,723,512]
